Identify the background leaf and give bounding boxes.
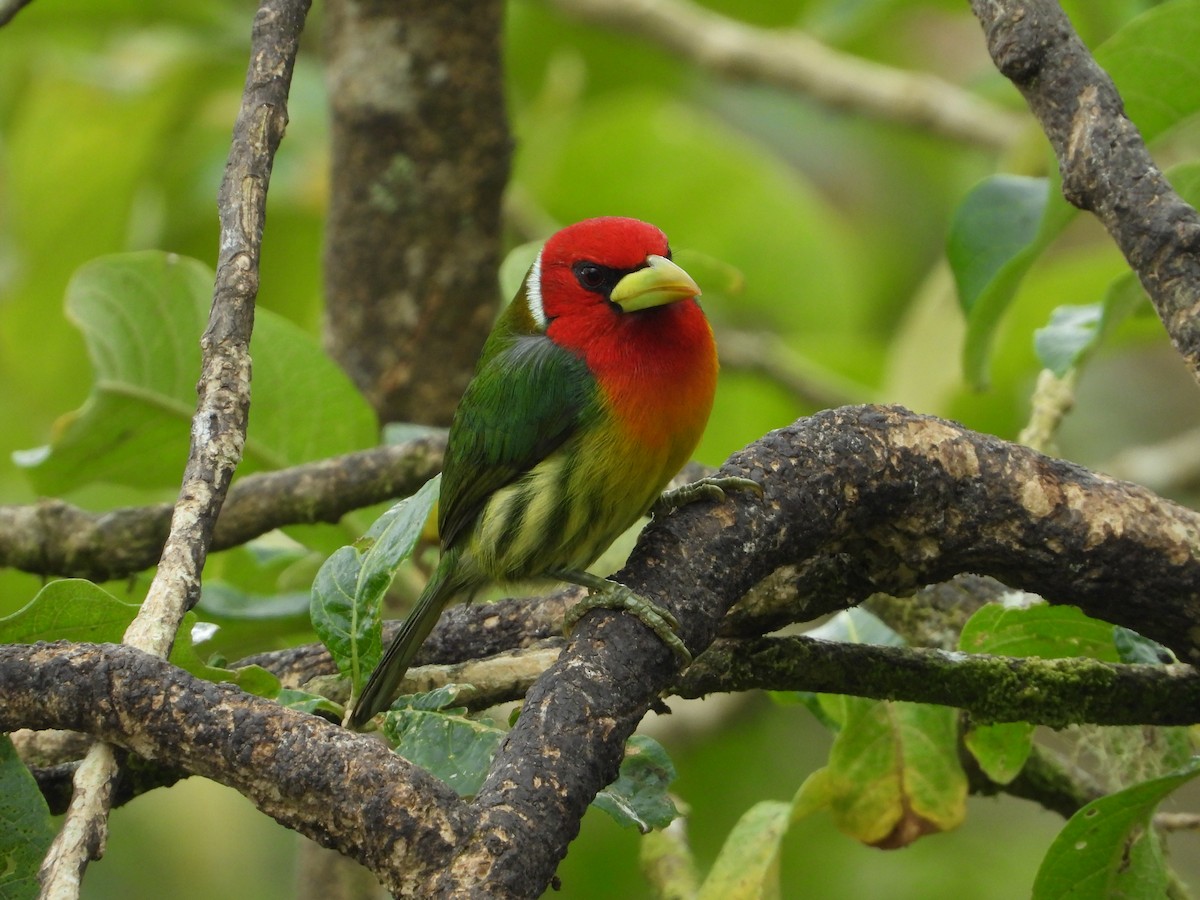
[382,688,506,798]
[696,801,791,900]
[16,252,376,494]
[1096,0,1200,143]
[946,175,1055,387]
[958,603,1120,662]
[0,736,57,900]
[793,699,967,848]
[0,579,278,694]
[1032,758,1200,899]
[0,579,140,644]
[958,602,1119,781]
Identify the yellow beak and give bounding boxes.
[610,254,701,313]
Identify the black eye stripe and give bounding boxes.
[571,260,643,296]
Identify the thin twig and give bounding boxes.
[1018,368,1077,453]
[548,0,1025,151]
[716,329,871,409]
[1156,812,1200,832]
[37,0,311,895]
[0,0,33,27]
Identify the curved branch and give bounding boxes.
[0,642,467,896]
[438,404,1200,894]
[0,435,444,581]
[548,0,1025,151]
[9,407,1200,895]
[971,0,1200,382]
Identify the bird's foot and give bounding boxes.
[557,571,692,665]
[652,475,763,517]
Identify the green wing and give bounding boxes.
[437,334,597,551]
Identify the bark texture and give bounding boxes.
[971,0,1200,384]
[323,0,511,425]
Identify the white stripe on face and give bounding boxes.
[526,249,547,330]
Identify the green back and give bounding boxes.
[437,304,599,552]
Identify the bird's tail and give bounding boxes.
[347,551,461,729]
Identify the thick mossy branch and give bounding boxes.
[323,0,510,424]
[679,636,1200,728]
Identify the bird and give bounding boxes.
[347,216,756,729]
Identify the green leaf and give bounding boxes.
[804,607,905,647]
[1034,271,1148,375]
[788,609,906,732]
[310,475,440,688]
[0,579,140,644]
[947,175,1055,387]
[958,603,1120,662]
[200,584,312,622]
[1096,0,1200,144]
[696,801,791,900]
[793,699,967,848]
[1032,757,1200,899]
[310,547,376,682]
[0,735,57,900]
[1165,160,1200,207]
[382,688,505,798]
[639,820,700,899]
[963,722,1035,785]
[218,664,282,698]
[0,579,278,694]
[405,683,474,712]
[593,735,679,833]
[958,603,1120,781]
[1114,627,1173,665]
[16,251,375,494]
[276,689,344,719]
[1034,305,1104,376]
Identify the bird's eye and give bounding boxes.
[573,262,607,292]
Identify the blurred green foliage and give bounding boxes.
[4,0,1200,897]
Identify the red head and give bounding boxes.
[521,216,717,465]
[523,216,703,344]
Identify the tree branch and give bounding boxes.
[37,0,311,894]
[0,642,468,897]
[11,407,1200,895]
[547,0,1026,152]
[435,404,1200,894]
[970,0,1200,383]
[678,636,1200,728]
[0,435,444,581]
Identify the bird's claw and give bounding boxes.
[652,475,763,517]
[564,582,692,665]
